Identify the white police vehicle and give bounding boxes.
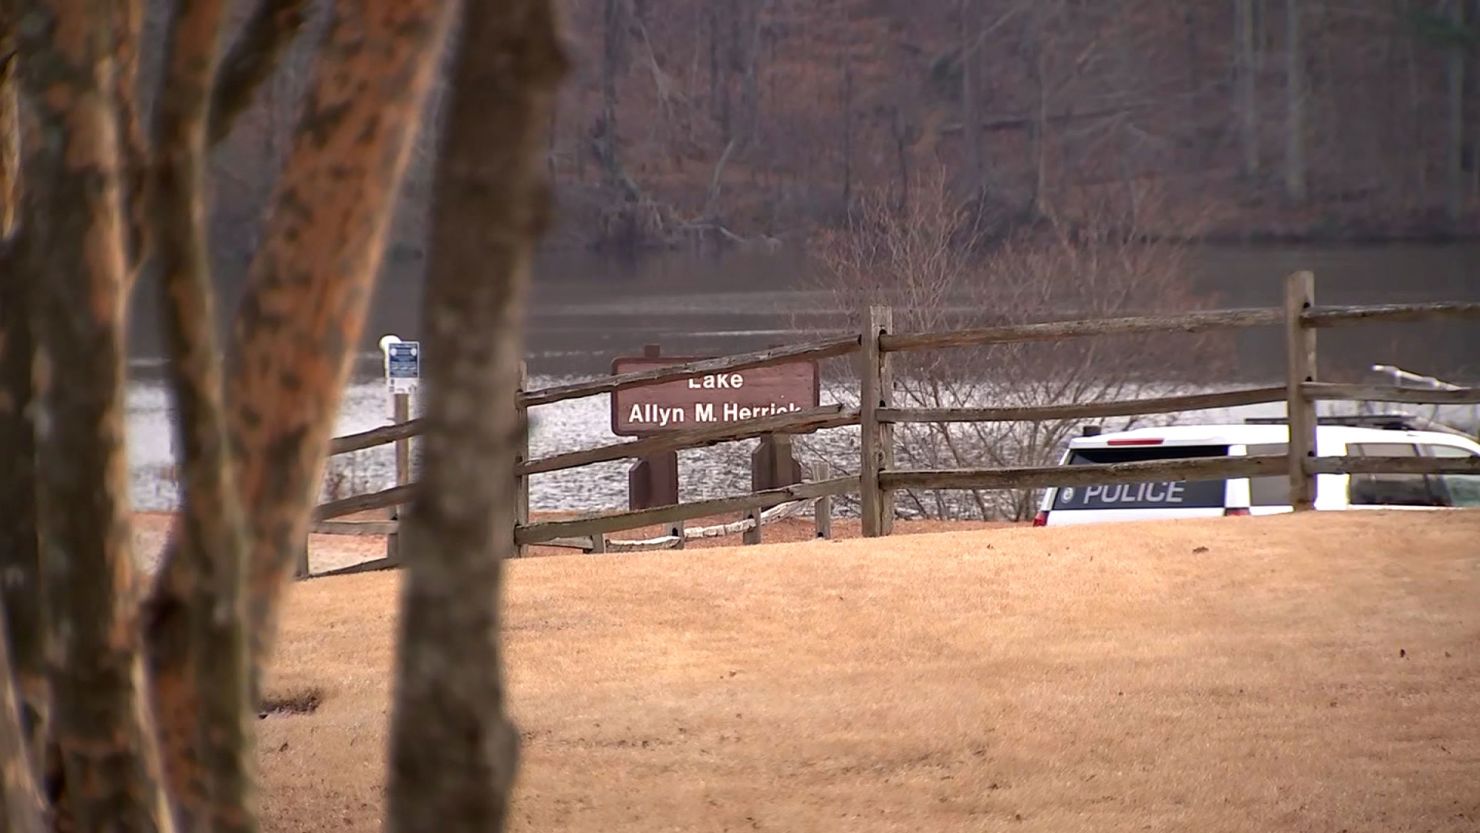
[1033,416,1480,527]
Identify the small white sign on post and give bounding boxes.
[380,335,421,394]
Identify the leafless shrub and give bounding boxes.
[806,169,1231,520]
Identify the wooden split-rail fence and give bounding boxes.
[301,272,1480,578]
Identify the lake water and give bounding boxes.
[125,242,1479,512]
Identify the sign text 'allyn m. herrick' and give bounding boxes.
[610,353,821,437]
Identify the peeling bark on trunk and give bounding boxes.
[143,0,258,828]
[144,0,455,716]
[114,0,148,279]
[19,0,173,829]
[384,0,566,830]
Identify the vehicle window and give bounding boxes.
[1347,443,1440,506]
[1427,445,1480,508]
[1246,443,1289,506]
[1052,445,1228,510]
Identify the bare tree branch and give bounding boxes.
[385,0,566,830]
[208,0,311,147]
[142,0,258,826]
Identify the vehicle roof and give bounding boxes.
[1069,422,1480,450]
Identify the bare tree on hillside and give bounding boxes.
[808,171,1229,521]
[1284,0,1308,203]
[1233,0,1262,178]
[0,0,564,830]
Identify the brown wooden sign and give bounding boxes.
[611,352,821,437]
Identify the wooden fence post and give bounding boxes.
[294,541,310,579]
[1285,271,1318,510]
[859,305,894,537]
[384,390,412,566]
[394,392,412,488]
[743,506,763,545]
[813,460,833,540]
[515,360,530,556]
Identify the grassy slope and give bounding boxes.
[258,510,1480,832]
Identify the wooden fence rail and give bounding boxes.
[520,405,856,476]
[515,476,859,546]
[877,386,1288,425]
[330,417,427,455]
[881,455,1288,493]
[1301,383,1480,405]
[313,483,414,522]
[518,336,860,408]
[1302,302,1480,328]
[878,308,1286,353]
[1305,457,1480,476]
[305,270,1479,576]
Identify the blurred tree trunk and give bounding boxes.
[113,0,147,279]
[144,0,455,748]
[0,17,45,829]
[385,0,565,830]
[1,22,17,238]
[4,0,487,829]
[18,0,172,828]
[142,0,257,825]
[1284,0,1307,203]
[0,5,45,782]
[0,604,45,833]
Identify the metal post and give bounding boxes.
[813,460,833,540]
[743,506,763,545]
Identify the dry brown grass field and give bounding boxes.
[242,510,1480,832]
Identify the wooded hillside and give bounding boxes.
[210,0,1478,266]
